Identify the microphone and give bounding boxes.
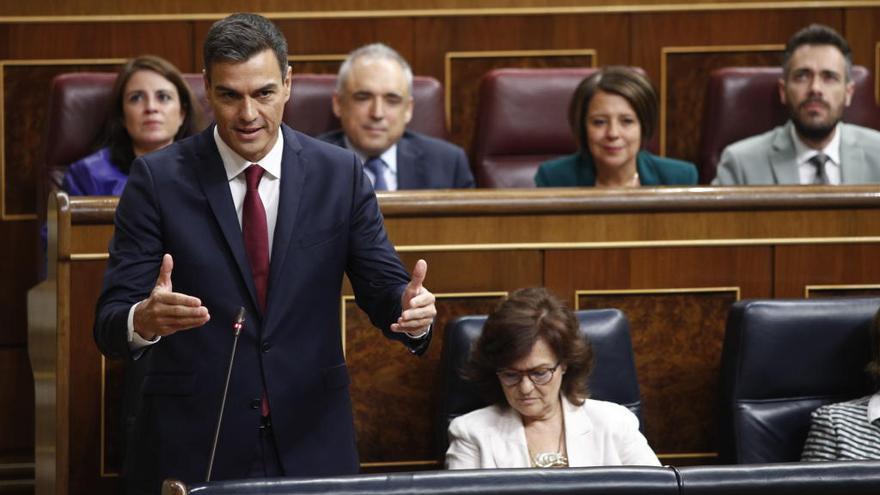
[206,306,246,482]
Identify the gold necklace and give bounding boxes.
[529,422,568,468]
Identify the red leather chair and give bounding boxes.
[472,68,594,188]
[285,74,448,139]
[698,65,880,184]
[472,67,658,188]
[42,72,209,191]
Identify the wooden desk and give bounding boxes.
[28,186,880,494]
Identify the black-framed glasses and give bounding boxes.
[496,363,560,387]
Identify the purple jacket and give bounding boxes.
[62,147,128,196]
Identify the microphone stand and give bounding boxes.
[206,306,246,482]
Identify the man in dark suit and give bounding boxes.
[320,43,474,190]
[94,13,436,493]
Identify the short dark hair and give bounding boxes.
[203,12,288,81]
[463,287,593,407]
[102,55,199,174]
[782,23,852,81]
[867,307,880,383]
[568,66,657,153]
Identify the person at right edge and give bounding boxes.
[802,306,880,461]
[93,13,436,493]
[713,24,880,185]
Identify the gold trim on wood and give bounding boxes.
[3,2,880,23]
[99,356,119,478]
[288,54,347,64]
[659,44,784,156]
[804,283,880,298]
[875,42,879,104]
[574,286,741,309]
[69,235,880,259]
[340,290,508,356]
[443,49,597,131]
[0,58,126,221]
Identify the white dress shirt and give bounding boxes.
[127,126,285,350]
[345,136,399,191]
[792,123,842,185]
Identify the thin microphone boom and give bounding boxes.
[206,306,246,482]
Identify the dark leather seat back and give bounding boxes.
[438,308,643,458]
[698,65,880,183]
[677,461,880,495]
[41,72,209,215]
[284,74,447,139]
[718,297,879,464]
[179,466,679,495]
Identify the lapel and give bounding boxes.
[563,397,593,466]
[265,125,305,324]
[839,124,867,183]
[395,133,425,189]
[191,127,261,314]
[770,122,800,184]
[635,151,660,185]
[491,406,532,468]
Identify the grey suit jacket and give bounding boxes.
[713,121,880,185]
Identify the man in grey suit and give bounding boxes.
[713,24,880,185]
[320,43,475,190]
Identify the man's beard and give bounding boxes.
[788,99,840,142]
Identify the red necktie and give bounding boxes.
[243,165,269,312]
[243,165,271,417]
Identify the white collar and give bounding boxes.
[344,136,398,175]
[791,121,842,168]
[213,125,284,181]
[868,392,880,424]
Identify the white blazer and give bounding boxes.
[446,397,660,469]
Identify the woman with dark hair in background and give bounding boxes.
[535,66,696,187]
[62,54,199,195]
[446,287,659,469]
[802,307,880,460]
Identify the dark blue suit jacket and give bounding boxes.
[318,130,475,189]
[94,125,426,492]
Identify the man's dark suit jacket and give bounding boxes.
[94,124,427,493]
[318,129,475,189]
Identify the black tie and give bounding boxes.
[809,153,829,185]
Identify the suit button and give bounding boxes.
[250,398,261,409]
[261,342,271,353]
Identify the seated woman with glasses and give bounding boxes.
[445,287,660,469]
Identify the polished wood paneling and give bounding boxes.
[68,260,114,495]
[774,244,880,298]
[0,348,34,458]
[2,0,876,17]
[346,294,505,466]
[410,14,627,153]
[546,246,769,458]
[579,290,735,457]
[31,188,880,494]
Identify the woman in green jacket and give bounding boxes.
[535,67,697,187]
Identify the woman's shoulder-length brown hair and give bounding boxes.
[462,287,593,407]
[567,66,658,153]
[103,54,201,174]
